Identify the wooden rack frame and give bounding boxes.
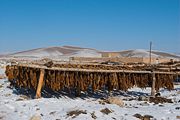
[5,64,180,98]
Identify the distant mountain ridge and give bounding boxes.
[0,46,180,60]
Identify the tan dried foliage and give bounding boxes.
[5,64,175,95]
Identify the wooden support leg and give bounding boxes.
[151,72,156,96]
[35,69,45,99]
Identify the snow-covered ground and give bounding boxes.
[0,68,180,120]
[0,69,5,74]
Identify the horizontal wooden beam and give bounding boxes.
[15,64,180,75]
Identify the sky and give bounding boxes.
[0,0,179,53]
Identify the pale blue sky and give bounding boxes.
[0,0,179,53]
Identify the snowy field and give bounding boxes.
[0,68,180,120]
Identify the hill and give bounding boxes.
[0,46,180,60]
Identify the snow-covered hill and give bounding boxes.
[0,46,180,60]
[4,46,101,59]
[117,49,180,59]
[118,49,159,58]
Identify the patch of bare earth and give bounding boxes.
[177,116,180,119]
[67,110,87,118]
[100,108,113,115]
[149,97,173,104]
[133,113,153,120]
[0,84,3,88]
[91,111,97,119]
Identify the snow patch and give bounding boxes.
[68,49,101,58]
[124,49,159,58]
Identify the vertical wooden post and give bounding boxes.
[151,72,156,96]
[149,41,152,65]
[35,69,45,99]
